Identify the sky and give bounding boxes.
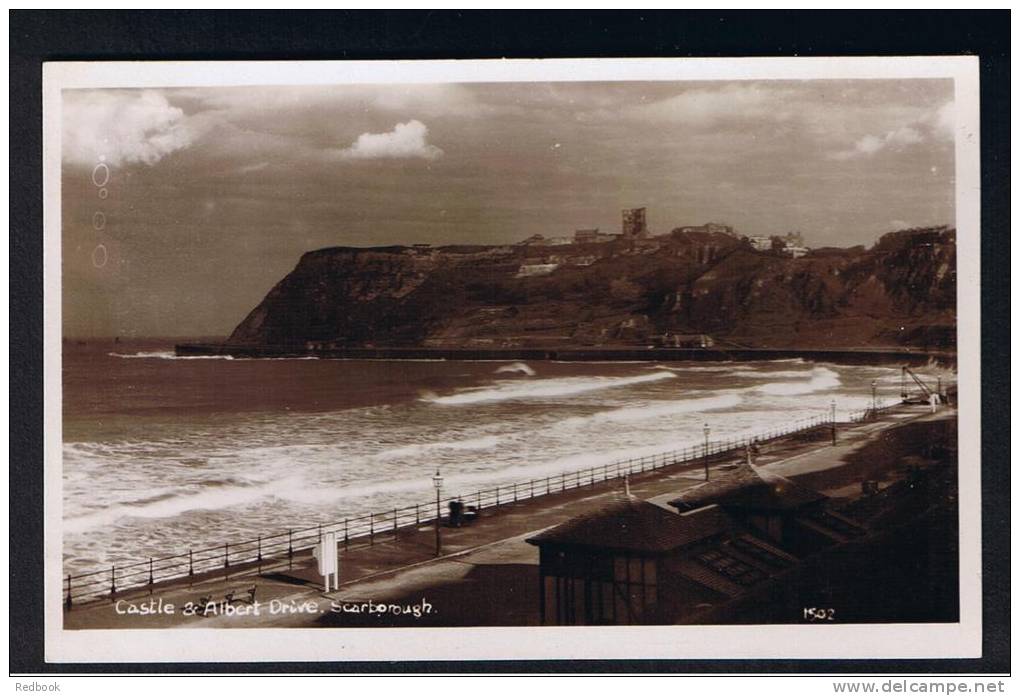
[61,79,956,337]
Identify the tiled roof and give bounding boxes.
[526,496,734,555]
[668,462,826,513]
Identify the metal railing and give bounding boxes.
[63,403,898,607]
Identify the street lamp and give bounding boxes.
[432,468,443,557]
[830,399,837,446]
[703,423,711,481]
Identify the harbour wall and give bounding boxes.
[175,343,955,367]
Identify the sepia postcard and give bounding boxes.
[43,56,982,663]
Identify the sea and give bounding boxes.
[61,338,931,577]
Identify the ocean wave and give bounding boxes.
[730,369,815,379]
[109,351,235,361]
[423,371,677,405]
[374,435,505,461]
[754,367,841,396]
[559,392,743,428]
[494,362,536,376]
[653,364,733,373]
[63,477,299,534]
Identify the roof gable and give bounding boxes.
[668,463,826,513]
[527,497,734,554]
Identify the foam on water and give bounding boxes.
[109,351,235,360]
[62,355,913,573]
[494,361,536,376]
[423,370,676,405]
[64,477,302,534]
[754,366,841,395]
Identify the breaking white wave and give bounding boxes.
[494,362,536,376]
[731,369,815,379]
[64,477,301,534]
[653,364,733,373]
[423,371,677,405]
[109,351,235,361]
[559,392,743,428]
[754,367,841,396]
[374,435,505,461]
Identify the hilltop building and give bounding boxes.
[622,207,648,239]
[657,333,715,348]
[574,228,621,244]
[673,222,736,237]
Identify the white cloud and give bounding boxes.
[934,101,955,139]
[336,120,443,161]
[237,161,270,174]
[637,84,791,123]
[62,90,196,167]
[831,125,925,161]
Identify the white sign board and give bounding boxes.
[312,532,339,592]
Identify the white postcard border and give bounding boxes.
[42,56,982,663]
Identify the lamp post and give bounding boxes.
[830,399,837,446]
[703,423,711,481]
[432,468,443,557]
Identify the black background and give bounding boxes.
[9,10,1010,674]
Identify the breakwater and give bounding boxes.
[176,343,955,367]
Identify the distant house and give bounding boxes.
[574,228,621,244]
[544,236,574,246]
[659,333,715,348]
[515,263,559,278]
[747,235,772,252]
[782,231,806,248]
[674,222,736,237]
[527,495,796,625]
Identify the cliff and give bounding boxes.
[227,227,956,350]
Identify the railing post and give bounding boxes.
[257,535,262,576]
[415,504,420,526]
[546,477,551,495]
[148,557,154,593]
[495,487,500,508]
[393,508,398,538]
[344,519,349,548]
[369,516,374,545]
[318,524,322,542]
[224,543,230,581]
[288,530,294,570]
[477,491,482,510]
[65,574,72,610]
[110,566,116,600]
[530,479,534,498]
[513,483,518,502]
[188,550,194,584]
